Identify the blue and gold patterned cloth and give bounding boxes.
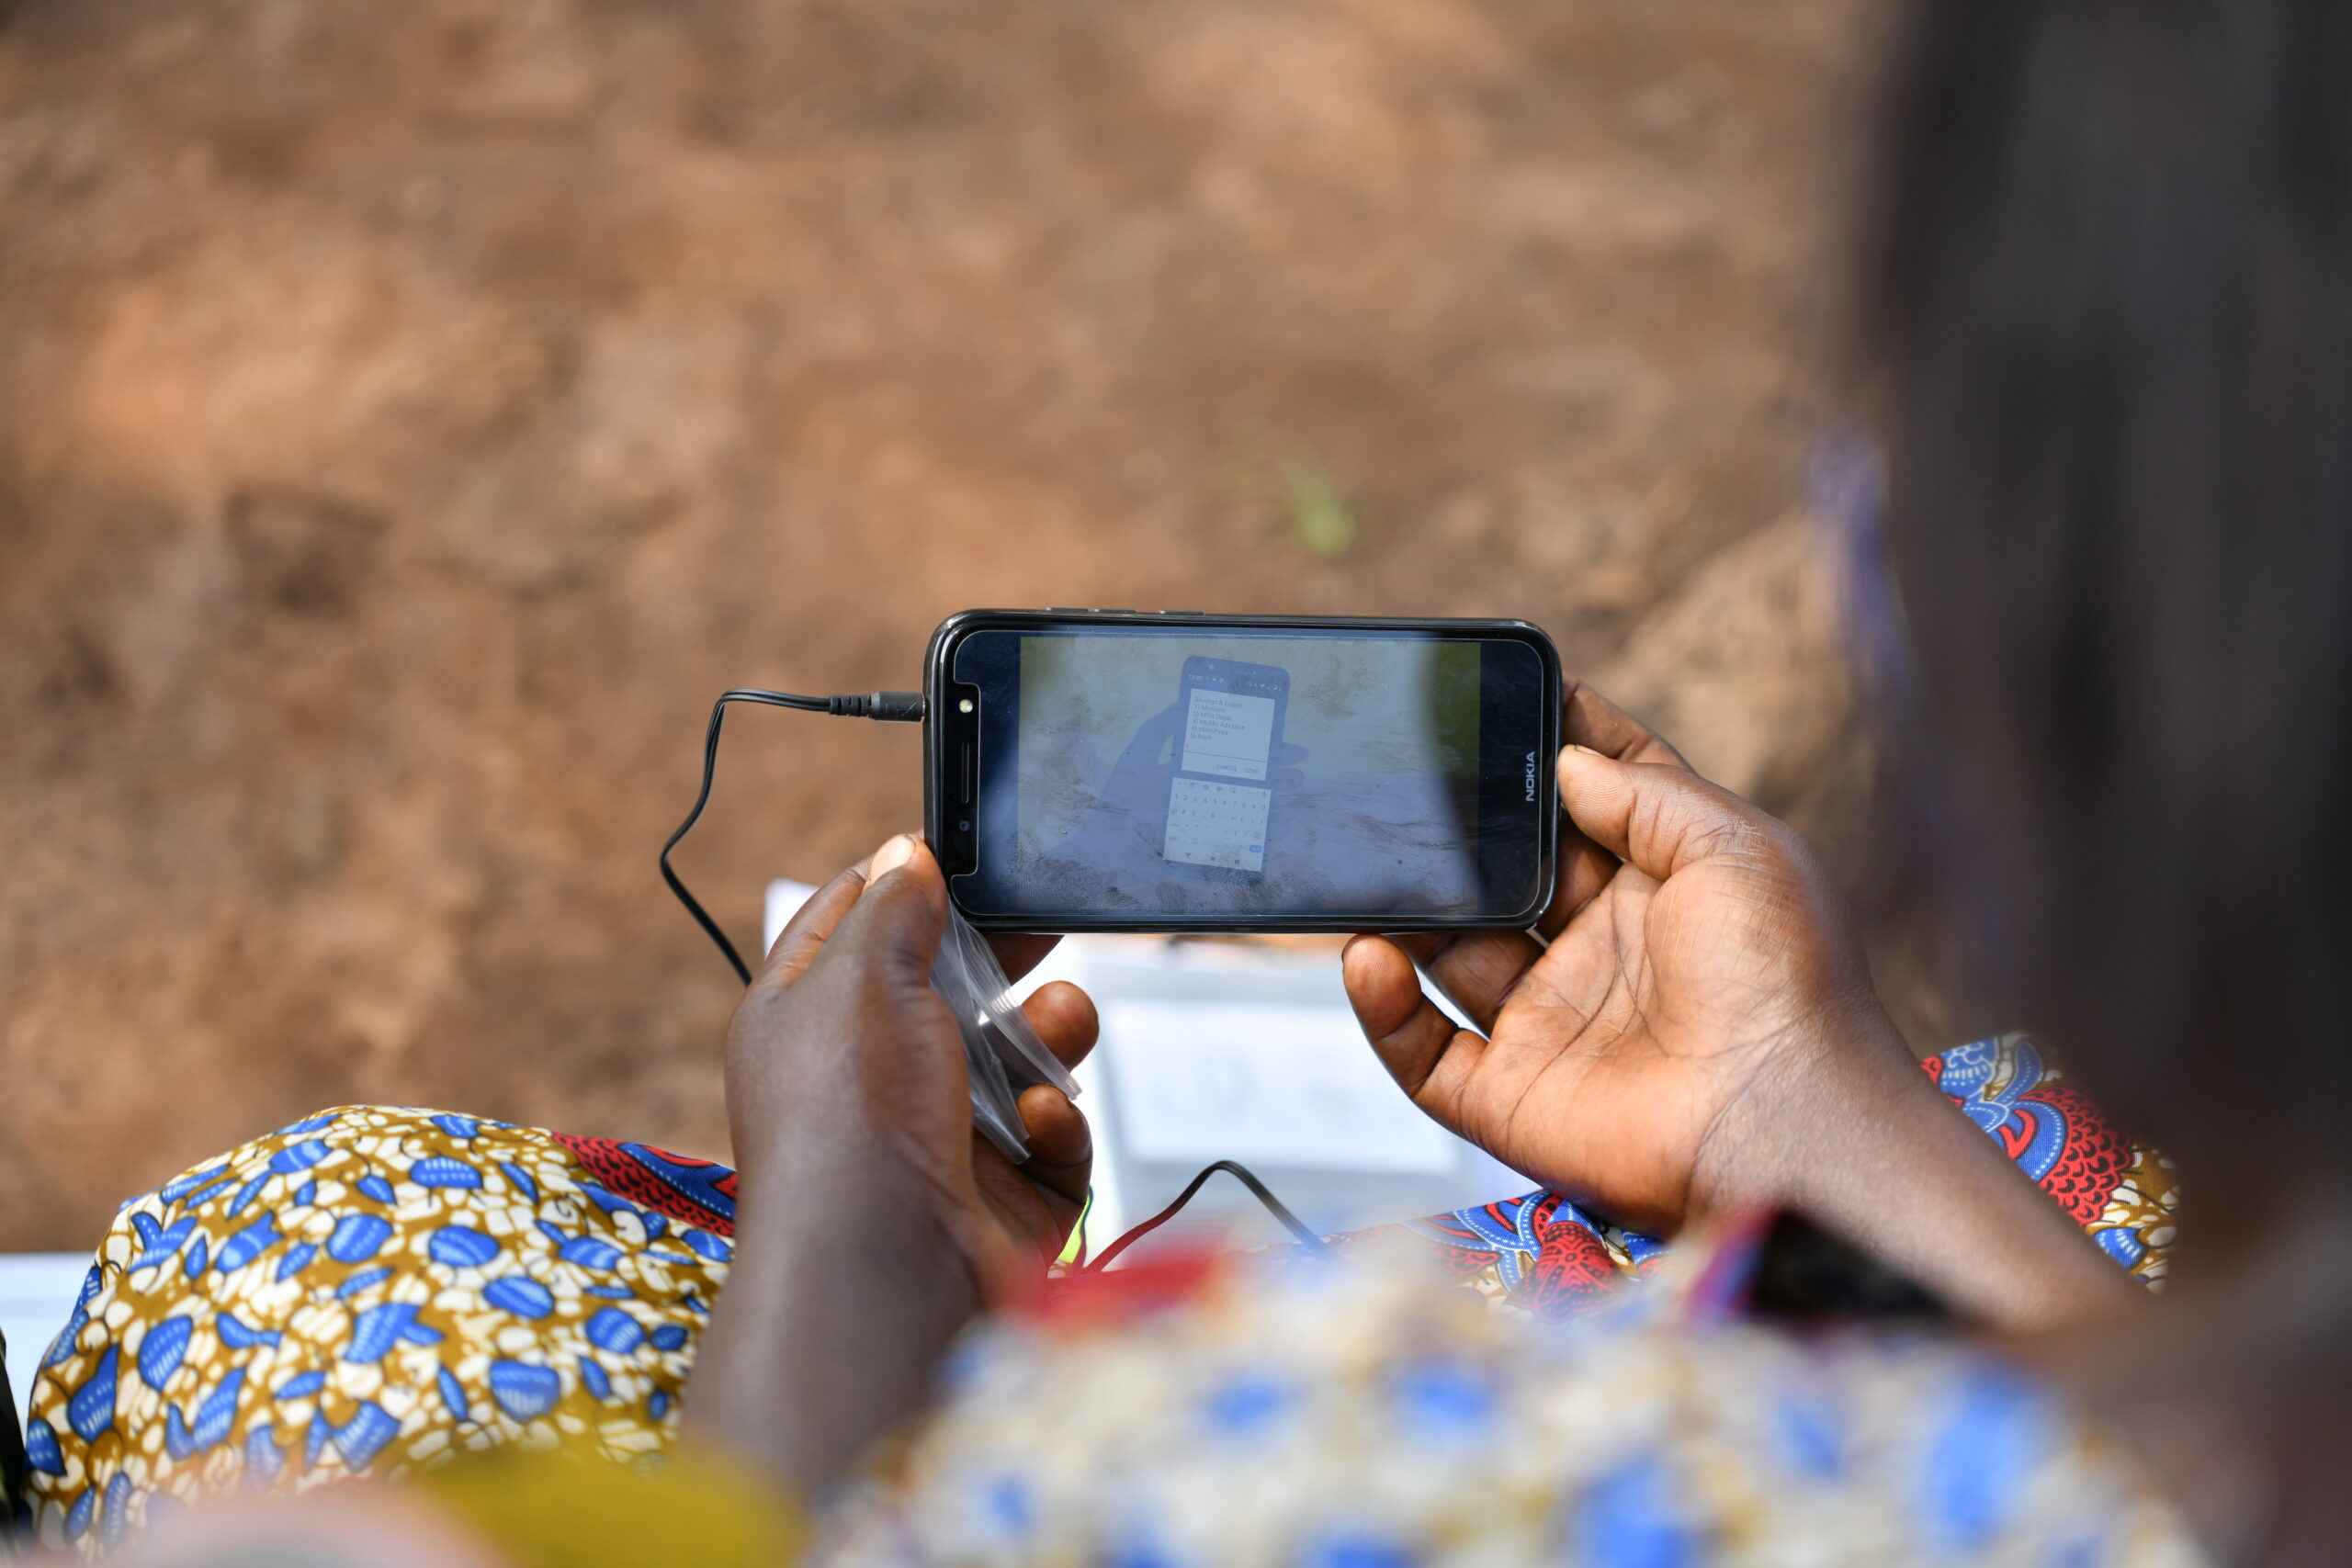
[817,1231,2204,1567]
[20,1108,737,1551]
[17,1033,2185,1560]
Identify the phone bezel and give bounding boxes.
[923,610,1562,933]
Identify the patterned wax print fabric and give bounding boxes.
[811,1239,2208,1568]
[1365,1031,2178,1322]
[22,1109,741,1553]
[22,1032,2177,1555]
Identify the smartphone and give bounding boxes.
[925,610,1560,931]
[1160,656,1290,883]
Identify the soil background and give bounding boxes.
[0,0,1948,1251]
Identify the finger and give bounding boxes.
[1275,768,1305,792]
[1277,742,1309,765]
[1556,747,1770,884]
[1532,678,1688,941]
[824,833,949,987]
[1019,980,1100,1070]
[754,867,871,988]
[1341,935,1488,1115]
[1013,1084,1091,1194]
[988,933,1062,984]
[1562,677,1690,769]
[1539,815,1619,940]
[1385,928,1542,1034]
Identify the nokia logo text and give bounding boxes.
[1524,751,1538,802]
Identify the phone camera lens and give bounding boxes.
[957,819,971,831]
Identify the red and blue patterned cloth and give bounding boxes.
[1364,1032,2173,1323]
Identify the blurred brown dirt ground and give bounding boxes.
[0,0,1951,1251]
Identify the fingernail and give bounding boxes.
[869,833,919,879]
[1564,744,1602,758]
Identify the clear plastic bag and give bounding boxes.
[933,902,1079,1161]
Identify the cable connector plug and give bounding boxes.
[826,691,928,722]
[662,684,930,986]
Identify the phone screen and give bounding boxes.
[1163,658,1288,875]
[942,623,1554,925]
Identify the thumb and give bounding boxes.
[830,833,949,985]
[1555,746,1774,884]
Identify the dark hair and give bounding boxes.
[1861,0,2352,1205]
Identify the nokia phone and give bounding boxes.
[923,611,1560,932]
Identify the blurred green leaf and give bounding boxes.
[1279,456,1358,558]
[1057,1190,1093,1267]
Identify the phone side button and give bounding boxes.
[1161,609,1204,615]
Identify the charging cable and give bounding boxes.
[659,686,1331,1264]
[660,688,927,986]
[1081,1160,1326,1270]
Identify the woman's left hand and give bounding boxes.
[687,835,1097,1492]
[723,834,1096,1283]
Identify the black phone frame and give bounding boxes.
[923,609,1562,934]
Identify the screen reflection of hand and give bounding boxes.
[1046,702,1307,892]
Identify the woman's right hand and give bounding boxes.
[1343,680,1905,1234]
[1343,682,2137,1327]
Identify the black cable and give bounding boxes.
[661,687,925,985]
[1084,1160,1330,1272]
